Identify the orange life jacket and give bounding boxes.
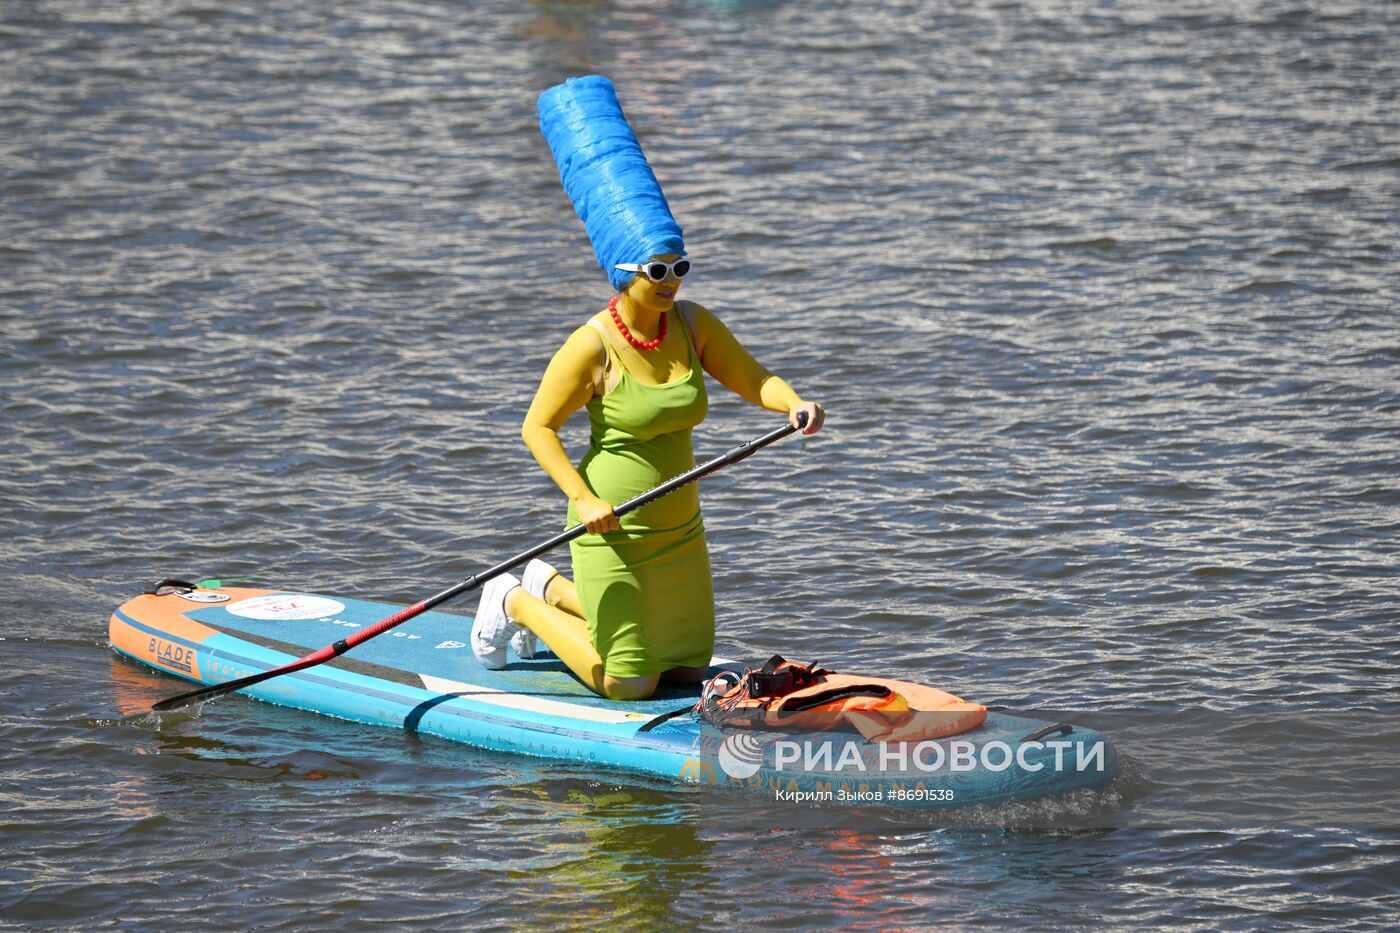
[697,656,987,742]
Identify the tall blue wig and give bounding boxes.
[537,75,684,292]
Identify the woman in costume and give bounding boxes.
[472,76,823,701]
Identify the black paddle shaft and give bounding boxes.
[151,414,807,712]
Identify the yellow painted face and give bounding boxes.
[623,253,684,311]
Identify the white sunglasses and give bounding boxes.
[615,258,692,282]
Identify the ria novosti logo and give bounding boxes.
[715,733,765,779]
[708,729,1108,780]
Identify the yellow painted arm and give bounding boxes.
[686,302,804,414]
[520,326,623,533]
[521,327,601,502]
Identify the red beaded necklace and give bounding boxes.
[609,295,666,351]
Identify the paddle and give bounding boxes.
[152,413,809,712]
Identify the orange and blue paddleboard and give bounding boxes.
[111,582,1117,808]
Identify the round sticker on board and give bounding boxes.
[226,594,346,621]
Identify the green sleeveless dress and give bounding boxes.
[565,307,713,679]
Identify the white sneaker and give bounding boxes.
[509,627,537,660]
[510,559,558,661]
[522,558,559,602]
[471,573,522,670]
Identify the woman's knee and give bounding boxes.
[602,674,659,701]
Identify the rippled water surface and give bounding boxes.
[4,0,1399,928]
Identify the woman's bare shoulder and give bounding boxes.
[533,320,604,385]
[678,300,720,337]
[679,299,715,320]
[559,318,607,357]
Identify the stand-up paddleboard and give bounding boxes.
[111,583,1117,808]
